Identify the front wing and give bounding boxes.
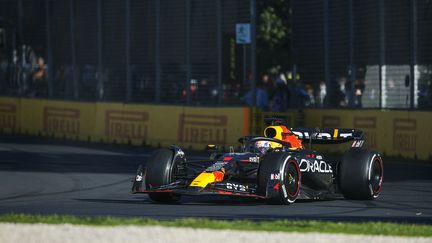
[132,175,268,199]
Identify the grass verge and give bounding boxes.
[0,213,431,237]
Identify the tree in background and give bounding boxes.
[257,0,292,75]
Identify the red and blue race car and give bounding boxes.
[132,119,383,204]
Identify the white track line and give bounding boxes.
[0,223,430,243]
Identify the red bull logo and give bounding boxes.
[0,104,17,131]
[178,114,227,144]
[393,119,417,152]
[353,116,377,149]
[43,107,80,135]
[105,110,148,140]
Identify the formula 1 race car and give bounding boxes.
[131,119,383,204]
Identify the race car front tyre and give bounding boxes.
[258,152,301,204]
[145,148,181,203]
[339,148,383,200]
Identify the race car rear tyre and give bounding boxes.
[339,148,383,200]
[145,148,182,203]
[258,152,301,204]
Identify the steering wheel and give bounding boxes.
[244,136,291,148]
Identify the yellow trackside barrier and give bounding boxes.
[93,103,249,149]
[0,97,21,134]
[150,106,249,149]
[93,102,152,145]
[251,109,432,160]
[302,109,432,160]
[2,95,431,160]
[0,97,250,151]
[378,110,431,160]
[19,98,96,140]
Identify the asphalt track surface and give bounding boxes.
[0,136,431,224]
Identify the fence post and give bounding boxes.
[69,0,78,99]
[323,0,330,107]
[379,0,385,108]
[216,0,222,105]
[410,0,417,109]
[348,0,356,107]
[250,0,256,106]
[125,0,131,102]
[16,0,23,47]
[97,0,104,100]
[45,0,53,98]
[186,0,191,105]
[16,0,23,95]
[155,0,161,103]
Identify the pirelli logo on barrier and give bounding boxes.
[0,103,17,131]
[353,116,377,149]
[322,115,340,128]
[43,107,80,135]
[393,118,417,152]
[178,114,227,144]
[105,110,149,140]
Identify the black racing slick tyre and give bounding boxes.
[258,152,301,204]
[145,148,181,203]
[339,148,383,200]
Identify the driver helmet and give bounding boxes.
[255,140,271,154]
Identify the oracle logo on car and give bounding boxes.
[299,159,333,173]
[43,107,80,135]
[105,110,149,139]
[353,116,377,149]
[393,118,417,152]
[0,104,17,131]
[178,114,227,144]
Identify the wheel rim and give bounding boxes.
[285,160,300,198]
[370,157,383,195]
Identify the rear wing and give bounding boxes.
[290,127,364,145]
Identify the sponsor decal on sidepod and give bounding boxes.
[299,159,333,173]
